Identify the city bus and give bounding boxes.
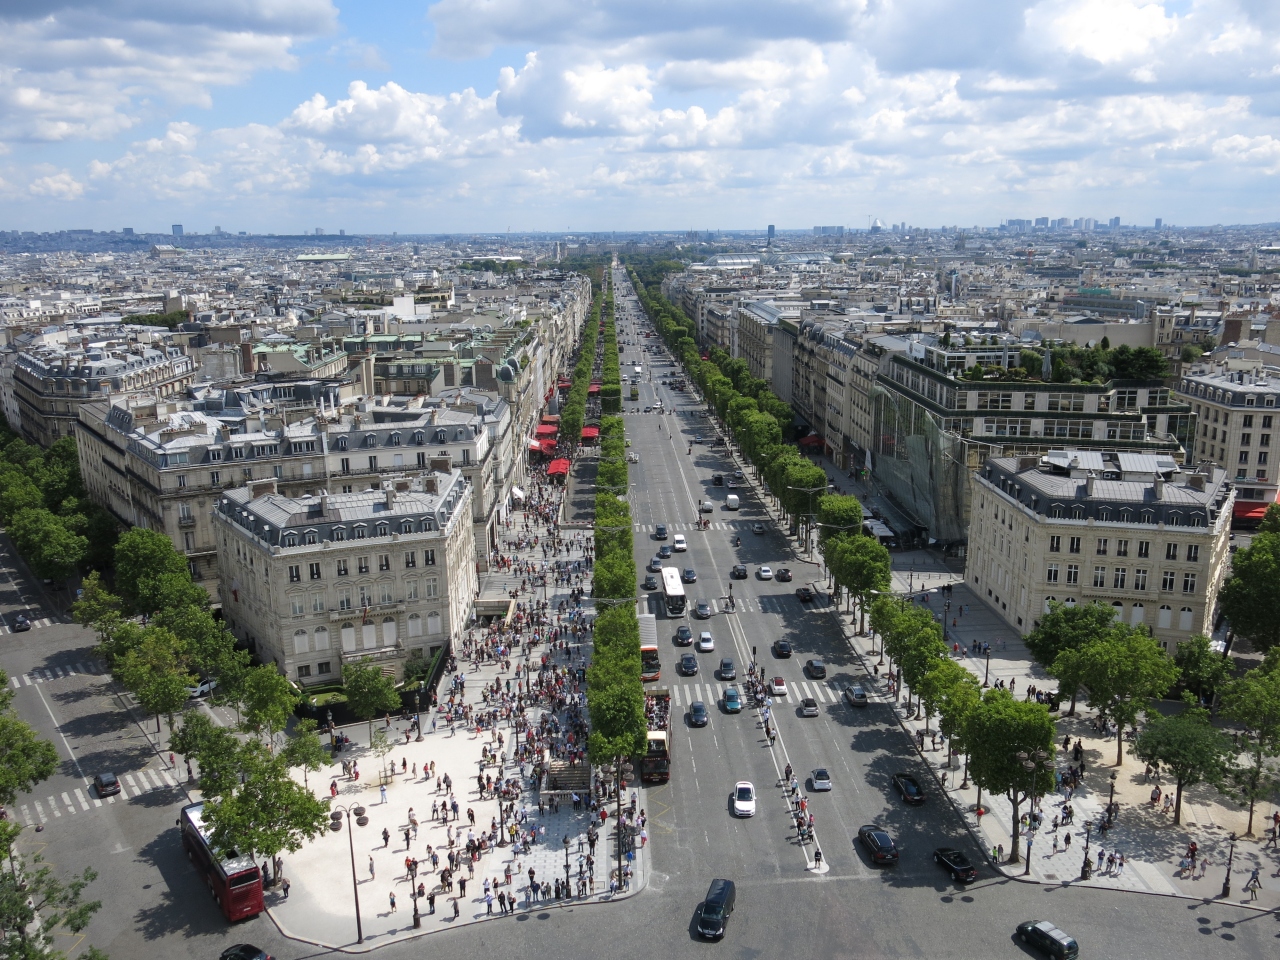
[178,801,265,921]
[661,567,687,617]
[639,613,660,681]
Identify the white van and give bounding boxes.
[726,495,740,510]
[673,534,688,552]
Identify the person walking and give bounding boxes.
[281,877,291,900]
[369,856,375,880]
[389,892,397,912]
[380,784,388,804]
[1247,867,1262,900]
[382,828,390,847]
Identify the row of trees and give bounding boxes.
[1219,503,1280,655]
[599,291,623,414]
[558,291,604,448]
[586,285,648,770]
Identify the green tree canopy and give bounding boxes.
[114,527,203,614]
[1026,601,1118,713]
[238,665,300,745]
[1132,702,1234,825]
[1219,531,1280,653]
[1173,634,1231,705]
[1219,663,1280,835]
[342,660,401,741]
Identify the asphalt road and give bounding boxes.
[0,277,1275,960]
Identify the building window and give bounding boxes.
[312,593,325,613]
[357,557,369,574]
[1134,569,1148,591]
[1259,452,1269,465]
[1093,566,1107,588]
[424,549,436,566]
[340,457,350,474]
[291,596,306,616]
[1242,433,1252,447]
[1182,573,1197,594]
[1137,540,1150,559]
[1049,536,1061,553]
[1096,538,1108,555]
[297,665,312,679]
[1066,564,1079,584]
[177,474,187,488]
[309,562,321,580]
[1069,537,1081,554]
[1240,451,1250,464]
[368,456,378,471]
[424,577,438,599]
[317,661,332,675]
[1046,564,1059,584]
[337,560,349,577]
[1113,568,1127,589]
[355,526,366,539]
[376,523,389,537]
[304,531,317,545]
[1165,543,1178,561]
[1116,539,1129,557]
[1161,570,1176,591]
[1258,470,1269,481]
[1180,607,1194,631]
[1186,544,1200,563]
[406,579,418,600]
[338,589,352,610]
[288,564,301,583]
[210,471,220,485]
[378,554,391,571]
[380,583,394,604]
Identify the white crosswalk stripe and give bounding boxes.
[123,773,142,797]
[32,801,46,823]
[47,797,61,817]
[8,677,16,689]
[20,804,34,825]
[671,686,682,706]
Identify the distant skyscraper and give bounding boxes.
[1154,218,1163,229]
[122,227,134,236]
[767,224,775,240]
[1109,216,1121,229]
[171,224,183,237]
[315,227,324,236]
[339,229,346,236]
[213,226,223,235]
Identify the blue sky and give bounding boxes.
[3,0,1280,233]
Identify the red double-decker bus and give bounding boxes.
[178,801,265,921]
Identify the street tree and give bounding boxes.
[7,509,87,582]
[1173,634,1232,706]
[342,660,401,742]
[917,658,971,736]
[1053,624,1179,766]
[0,672,58,807]
[935,666,982,771]
[1132,702,1234,825]
[113,527,205,614]
[370,727,394,781]
[281,718,329,789]
[1218,531,1280,653]
[238,665,300,746]
[1026,601,1118,713]
[815,494,863,548]
[70,572,123,644]
[1219,665,1280,835]
[1255,502,1280,534]
[964,689,1057,862]
[202,742,329,885]
[828,535,891,631]
[171,711,243,799]
[0,821,104,960]
[116,627,195,734]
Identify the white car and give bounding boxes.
[769,677,788,696]
[732,781,757,817]
[186,678,218,698]
[673,534,688,552]
[698,631,715,652]
[758,566,773,580]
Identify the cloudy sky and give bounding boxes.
[3,0,1280,233]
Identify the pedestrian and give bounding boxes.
[486,892,494,914]
[452,897,460,919]
[404,828,412,849]
[380,784,388,804]
[1247,867,1262,900]
[382,828,390,848]
[389,892,397,912]
[1063,832,1071,851]
[1052,834,1060,855]
[369,856,375,880]
[428,891,436,914]
[282,877,291,899]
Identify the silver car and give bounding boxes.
[811,768,833,792]
[844,683,869,707]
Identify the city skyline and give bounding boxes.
[3,1,1280,232]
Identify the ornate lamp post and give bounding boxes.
[330,803,367,943]
[414,684,424,742]
[1222,832,1237,899]
[563,834,572,896]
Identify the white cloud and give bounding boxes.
[28,171,84,199]
[1026,0,1178,65]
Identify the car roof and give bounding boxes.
[735,781,753,790]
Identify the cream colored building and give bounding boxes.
[1175,364,1280,523]
[213,471,476,685]
[966,449,1233,652]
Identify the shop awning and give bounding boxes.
[1233,500,1272,519]
[540,439,557,455]
[541,414,560,424]
[511,486,526,501]
[535,424,559,437]
[528,439,543,452]
[547,459,571,476]
[588,383,600,394]
[581,426,600,440]
[798,434,824,447]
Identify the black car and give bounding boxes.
[642,574,659,591]
[806,659,827,679]
[773,639,793,658]
[680,654,699,676]
[648,556,664,572]
[719,658,736,680]
[795,587,815,602]
[689,701,709,727]
[857,825,899,865]
[892,772,926,805]
[694,600,712,619]
[11,614,30,632]
[655,524,668,540]
[683,568,697,583]
[93,772,121,798]
[775,568,793,582]
[1016,920,1079,959]
[712,474,724,486]
[730,564,747,579]
[658,544,673,559]
[221,947,273,960]
[933,847,978,883]
[675,625,694,645]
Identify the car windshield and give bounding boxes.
[814,768,829,780]
[703,903,724,920]
[736,787,753,801]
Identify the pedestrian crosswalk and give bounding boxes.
[0,614,59,634]
[667,677,844,707]
[9,660,104,688]
[643,594,822,617]
[17,767,182,825]
[635,521,761,533]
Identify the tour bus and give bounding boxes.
[639,613,661,680]
[661,567,687,617]
[178,801,265,921]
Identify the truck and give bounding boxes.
[640,688,671,783]
[639,613,660,681]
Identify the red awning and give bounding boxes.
[547,458,571,476]
[1233,501,1272,519]
[581,426,600,439]
[558,379,572,388]
[540,439,557,455]
[541,414,560,424]
[528,439,543,452]
[588,384,600,394]
[798,434,824,447]
[535,424,558,437]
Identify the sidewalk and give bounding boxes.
[261,488,645,952]
[831,582,1280,911]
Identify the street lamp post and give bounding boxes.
[1107,771,1117,822]
[1013,749,1051,867]
[983,649,991,687]
[1080,822,1093,880]
[408,857,421,928]
[414,686,424,742]
[331,803,366,944]
[1222,832,1237,899]
[563,835,572,897]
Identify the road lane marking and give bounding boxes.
[47,797,61,817]
[75,789,90,811]
[32,801,46,823]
